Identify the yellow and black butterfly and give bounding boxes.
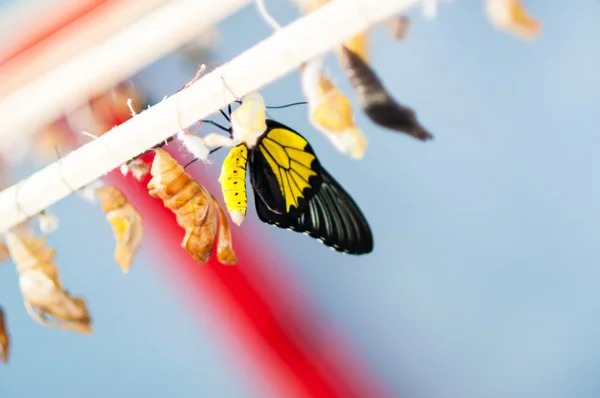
[204,100,373,255]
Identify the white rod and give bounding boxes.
[0,0,179,99]
[0,0,420,233]
[0,0,251,155]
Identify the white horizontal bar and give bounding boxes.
[0,0,421,233]
[0,0,251,154]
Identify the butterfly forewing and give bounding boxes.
[249,120,322,216]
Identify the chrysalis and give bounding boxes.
[212,195,238,264]
[485,0,540,39]
[38,210,60,234]
[95,186,143,273]
[120,159,150,182]
[337,46,433,141]
[384,15,410,41]
[77,179,105,205]
[301,58,367,159]
[0,242,8,263]
[0,307,8,363]
[292,0,369,62]
[6,231,92,333]
[147,150,237,265]
[343,32,369,63]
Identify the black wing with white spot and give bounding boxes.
[253,167,373,255]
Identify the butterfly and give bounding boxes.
[203,93,373,255]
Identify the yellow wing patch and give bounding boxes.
[264,128,308,150]
[258,127,319,213]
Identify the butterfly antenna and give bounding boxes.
[266,101,308,109]
[209,146,222,155]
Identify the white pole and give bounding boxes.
[0,0,421,233]
[0,0,251,154]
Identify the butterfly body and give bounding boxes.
[211,95,373,255]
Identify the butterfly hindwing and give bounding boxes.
[254,167,373,255]
[249,119,322,216]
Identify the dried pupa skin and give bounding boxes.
[301,59,367,159]
[0,242,8,263]
[292,0,370,62]
[211,195,238,265]
[384,15,410,41]
[121,160,150,181]
[5,231,92,333]
[95,186,143,273]
[148,150,218,264]
[0,307,9,363]
[38,210,60,234]
[337,46,433,141]
[218,145,248,226]
[486,0,540,39]
[130,163,150,181]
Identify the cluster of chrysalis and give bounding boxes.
[0,0,540,364]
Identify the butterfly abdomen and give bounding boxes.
[219,145,248,226]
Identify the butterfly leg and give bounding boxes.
[202,133,237,149]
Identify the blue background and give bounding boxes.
[2,1,600,397]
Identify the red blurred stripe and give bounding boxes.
[108,149,390,398]
[0,0,113,64]
[4,1,391,393]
